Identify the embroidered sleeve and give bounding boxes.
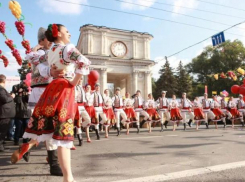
[63,44,91,75]
[25,49,46,65]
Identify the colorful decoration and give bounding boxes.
[214,74,219,80]
[0,21,22,65]
[221,90,229,97]
[220,72,227,79]
[9,1,22,20]
[237,67,245,75]
[0,50,9,67]
[228,71,237,81]
[9,1,31,54]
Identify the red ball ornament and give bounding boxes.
[88,70,99,81]
[231,85,240,94]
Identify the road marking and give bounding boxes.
[113,161,245,182]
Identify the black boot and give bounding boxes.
[160,124,164,132]
[188,120,192,127]
[77,133,83,146]
[205,123,209,129]
[116,127,120,136]
[242,122,244,127]
[47,150,63,176]
[95,129,100,140]
[140,120,146,128]
[23,151,30,162]
[164,121,168,129]
[137,125,140,133]
[184,123,186,130]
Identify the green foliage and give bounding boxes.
[186,39,245,97]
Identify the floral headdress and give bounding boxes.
[48,24,58,38]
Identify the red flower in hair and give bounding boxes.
[52,24,58,37]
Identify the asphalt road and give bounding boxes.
[1,124,245,182]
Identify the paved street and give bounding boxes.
[1,124,245,182]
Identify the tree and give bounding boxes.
[153,60,178,98]
[186,39,245,96]
[176,61,192,98]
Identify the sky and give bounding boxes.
[1,0,245,80]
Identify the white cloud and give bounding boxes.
[120,0,156,11]
[152,56,191,79]
[37,0,88,15]
[172,0,198,15]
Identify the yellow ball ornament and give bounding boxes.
[9,1,22,20]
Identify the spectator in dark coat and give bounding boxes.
[0,74,16,152]
[13,82,31,145]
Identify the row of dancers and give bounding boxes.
[75,80,245,145]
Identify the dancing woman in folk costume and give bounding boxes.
[169,95,183,131]
[84,84,97,142]
[144,93,161,133]
[112,87,127,136]
[211,95,225,129]
[123,92,137,135]
[193,97,205,130]
[228,96,242,128]
[202,93,215,129]
[219,94,232,128]
[25,27,63,176]
[75,77,91,145]
[103,89,115,138]
[156,91,170,131]
[11,24,91,182]
[237,94,245,127]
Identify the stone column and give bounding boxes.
[132,36,137,58]
[101,68,107,93]
[132,71,139,94]
[101,32,107,56]
[144,71,152,98]
[88,30,93,54]
[144,38,149,60]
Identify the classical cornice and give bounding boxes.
[80,24,153,38]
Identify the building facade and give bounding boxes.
[77,24,154,98]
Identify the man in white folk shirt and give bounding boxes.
[220,94,232,128]
[202,93,215,129]
[112,87,127,136]
[92,83,107,140]
[237,94,245,127]
[180,92,194,130]
[133,90,150,133]
[156,91,170,132]
[75,77,91,145]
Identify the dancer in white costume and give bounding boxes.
[169,95,183,131]
[144,93,161,133]
[236,94,245,127]
[123,92,137,135]
[193,97,205,130]
[201,93,215,129]
[156,91,170,131]
[112,87,127,136]
[220,94,232,128]
[228,96,242,128]
[133,90,150,133]
[180,93,194,130]
[75,77,91,144]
